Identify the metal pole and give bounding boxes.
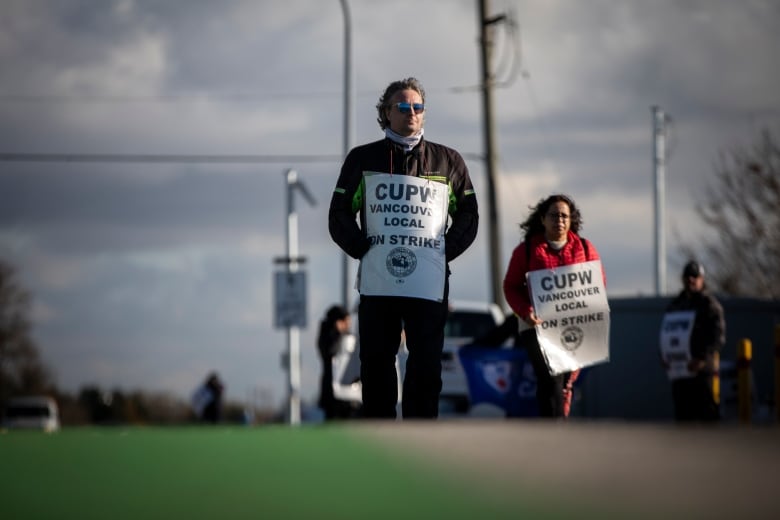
[738,338,752,425]
[478,0,504,309]
[652,106,667,296]
[340,0,354,311]
[285,169,301,425]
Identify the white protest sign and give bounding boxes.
[357,172,449,302]
[659,310,695,380]
[527,260,610,375]
[332,333,362,402]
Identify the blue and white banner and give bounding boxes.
[358,172,449,301]
[458,346,539,417]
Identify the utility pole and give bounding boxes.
[478,0,505,309]
[652,106,667,296]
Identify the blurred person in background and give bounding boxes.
[191,372,224,424]
[316,305,354,420]
[662,261,725,422]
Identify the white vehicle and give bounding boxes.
[439,300,505,414]
[1,396,61,432]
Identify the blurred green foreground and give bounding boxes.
[0,425,566,520]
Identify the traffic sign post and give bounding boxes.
[274,169,315,426]
[274,270,307,328]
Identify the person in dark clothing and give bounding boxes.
[328,77,479,419]
[662,261,725,422]
[317,305,354,420]
[192,371,224,424]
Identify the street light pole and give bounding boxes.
[652,106,667,296]
[339,0,354,311]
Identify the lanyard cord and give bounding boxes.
[388,141,427,177]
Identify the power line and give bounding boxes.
[0,85,474,105]
[0,91,345,104]
[0,152,484,164]
[0,153,343,164]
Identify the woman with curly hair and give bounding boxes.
[503,194,605,418]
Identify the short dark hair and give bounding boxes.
[376,77,426,130]
[325,305,349,323]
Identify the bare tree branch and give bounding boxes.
[686,129,780,298]
[0,259,54,404]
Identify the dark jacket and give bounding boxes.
[666,288,725,367]
[328,138,479,263]
[317,319,338,407]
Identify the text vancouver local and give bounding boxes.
[535,269,605,326]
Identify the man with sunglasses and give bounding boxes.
[660,260,725,422]
[328,77,479,419]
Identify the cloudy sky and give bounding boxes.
[1,0,778,408]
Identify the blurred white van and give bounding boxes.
[439,300,505,414]
[2,395,60,432]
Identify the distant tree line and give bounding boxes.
[0,260,54,405]
[0,259,278,425]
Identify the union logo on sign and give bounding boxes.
[385,247,417,277]
[560,325,584,351]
